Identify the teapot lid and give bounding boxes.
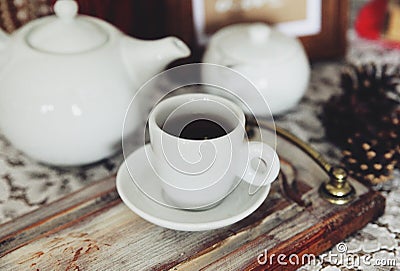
[213,23,301,64]
[27,0,108,54]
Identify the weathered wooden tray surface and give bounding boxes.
[0,122,385,271]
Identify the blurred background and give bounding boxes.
[0,0,374,62]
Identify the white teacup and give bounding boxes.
[147,93,280,209]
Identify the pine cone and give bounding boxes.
[342,63,399,97]
[322,63,400,185]
[342,131,397,185]
[322,94,361,145]
[323,63,399,146]
[342,110,399,185]
[378,109,400,166]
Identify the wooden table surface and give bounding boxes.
[0,124,384,271]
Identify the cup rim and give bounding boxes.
[149,93,245,142]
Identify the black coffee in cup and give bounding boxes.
[162,115,232,140]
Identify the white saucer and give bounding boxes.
[116,144,271,231]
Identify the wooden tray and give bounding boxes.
[0,122,385,270]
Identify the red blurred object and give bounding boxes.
[355,0,400,48]
[355,0,388,40]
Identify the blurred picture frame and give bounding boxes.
[0,0,348,61]
[161,0,349,61]
[192,0,322,45]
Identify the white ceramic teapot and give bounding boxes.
[203,23,310,115]
[0,0,190,166]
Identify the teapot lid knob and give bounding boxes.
[27,0,107,54]
[248,23,271,43]
[54,0,78,21]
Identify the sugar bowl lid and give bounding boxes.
[212,23,302,64]
[27,0,108,54]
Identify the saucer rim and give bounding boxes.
[116,144,271,231]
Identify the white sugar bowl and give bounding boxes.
[203,23,310,115]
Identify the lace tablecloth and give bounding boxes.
[0,33,399,270]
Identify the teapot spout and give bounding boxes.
[121,36,190,86]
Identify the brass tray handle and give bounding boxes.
[251,120,356,205]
